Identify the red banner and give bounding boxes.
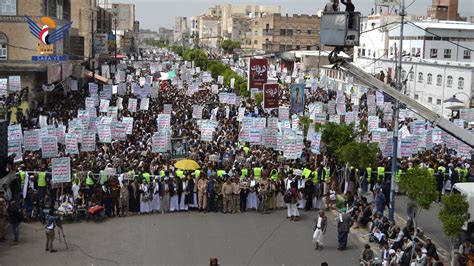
[248,58,268,91]
[263,83,279,109]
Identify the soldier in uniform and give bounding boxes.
[197,175,208,212]
[232,177,241,213]
[215,177,223,212]
[119,180,130,216]
[258,176,270,214]
[222,178,233,213]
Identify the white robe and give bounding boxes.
[170,188,179,212]
[151,183,161,212]
[140,184,150,213]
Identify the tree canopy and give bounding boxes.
[221,40,241,54]
[439,193,470,239]
[399,168,437,210]
[338,141,379,169]
[321,122,358,156]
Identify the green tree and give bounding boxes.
[399,168,438,261]
[338,141,379,169]
[439,193,470,265]
[254,93,263,106]
[321,122,358,156]
[221,40,241,54]
[298,115,312,138]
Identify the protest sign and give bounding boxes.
[290,83,305,115]
[152,130,169,153]
[65,133,79,155]
[121,117,134,134]
[248,58,268,91]
[52,157,71,183]
[192,105,204,119]
[23,130,40,151]
[263,83,279,109]
[128,98,137,112]
[156,114,171,129]
[41,136,58,158]
[140,98,150,110]
[278,106,290,120]
[98,124,112,143]
[112,123,127,140]
[81,131,96,152]
[8,139,22,162]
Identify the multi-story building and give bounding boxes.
[245,13,320,53]
[111,3,135,32]
[220,4,281,41]
[174,16,190,44]
[158,27,174,43]
[427,0,466,21]
[198,15,221,48]
[354,15,474,117]
[0,0,75,95]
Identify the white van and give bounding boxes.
[452,183,474,239]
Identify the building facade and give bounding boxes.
[354,17,474,117]
[427,0,465,21]
[245,13,321,53]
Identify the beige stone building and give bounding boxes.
[245,13,321,53]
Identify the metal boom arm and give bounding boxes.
[337,59,474,148]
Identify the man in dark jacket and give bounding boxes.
[7,201,22,245]
[337,208,353,250]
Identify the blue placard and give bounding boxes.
[32,55,68,61]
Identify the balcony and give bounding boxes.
[262,29,273,36]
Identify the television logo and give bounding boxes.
[25,16,73,61]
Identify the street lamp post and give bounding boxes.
[389,0,406,223]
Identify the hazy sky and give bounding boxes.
[117,0,474,30]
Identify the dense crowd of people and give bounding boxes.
[0,47,472,264]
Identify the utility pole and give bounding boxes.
[389,0,405,223]
[91,10,95,81]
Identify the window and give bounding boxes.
[414,94,419,100]
[436,74,442,86]
[409,72,414,81]
[361,49,366,57]
[265,24,269,29]
[464,50,471,59]
[254,40,257,45]
[430,48,437,58]
[418,72,423,83]
[411,48,416,56]
[296,45,300,50]
[447,76,453,87]
[280,29,286,35]
[287,29,293,36]
[401,70,406,80]
[0,0,16,15]
[307,30,311,34]
[436,99,442,105]
[428,97,433,103]
[427,73,432,84]
[296,30,301,34]
[458,77,464,90]
[390,47,393,56]
[57,0,63,20]
[254,30,258,36]
[444,49,451,58]
[279,44,285,51]
[306,45,311,50]
[0,32,7,61]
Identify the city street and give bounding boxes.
[0,210,363,266]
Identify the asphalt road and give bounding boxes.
[393,195,451,251]
[0,210,363,266]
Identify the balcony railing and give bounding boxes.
[262,29,273,36]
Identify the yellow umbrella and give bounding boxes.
[174,159,200,170]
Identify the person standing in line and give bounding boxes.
[160,177,171,213]
[197,175,208,212]
[206,175,216,212]
[312,210,327,250]
[337,208,353,250]
[119,180,129,216]
[0,193,7,241]
[232,177,241,213]
[44,209,58,253]
[7,201,23,245]
[289,181,300,221]
[222,178,233,214]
